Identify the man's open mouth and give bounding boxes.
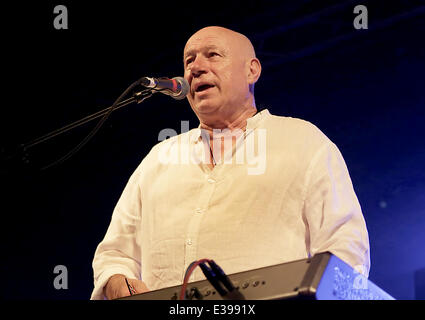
[195,84,215,93]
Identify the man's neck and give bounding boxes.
[199,106,258,168]
[200,106,257,136]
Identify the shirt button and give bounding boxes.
[207,178,216,184]
[195,208,204,214]
[186,239,192,245]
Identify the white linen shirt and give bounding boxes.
[90,109,370,300]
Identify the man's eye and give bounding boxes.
[186,58,194,66]
[209,52,219,57]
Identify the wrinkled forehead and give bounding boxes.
[183,33,229,58]
[183,27,256,61]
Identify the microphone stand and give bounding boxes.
[22,89,153,150]
[2,83,155,173]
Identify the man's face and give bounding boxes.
[183,28,251,118]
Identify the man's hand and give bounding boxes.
[104,274,149,300]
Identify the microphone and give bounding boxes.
[139,76,189,100]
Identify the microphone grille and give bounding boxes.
[173,77,190,100]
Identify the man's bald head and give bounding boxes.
[184,26,257,61]
[183,26,261,127]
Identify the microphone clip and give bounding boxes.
[132,87,154,104]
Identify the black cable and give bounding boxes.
[39,78,147,171]
[199,260,246,300]
[199,262,228,296]
[182,259,245,300]
[23,87,167,152]
[22,96,137,150]
[208,260,235,292]
[208,260,245,300]
[1,79,169,173]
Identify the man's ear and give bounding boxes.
[247,58,262,85]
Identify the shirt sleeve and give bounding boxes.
[90,166,143,300]
[302,141,371,277]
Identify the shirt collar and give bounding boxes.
[190,108,270,143]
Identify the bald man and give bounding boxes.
[183,27,261,170]
[91,26,370,300]
[184,27,259,127]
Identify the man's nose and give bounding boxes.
[190,56,208,77]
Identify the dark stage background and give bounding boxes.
[1,0,424,300]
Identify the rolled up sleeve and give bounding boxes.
[303,142,370,277]
[90,167,143,300]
